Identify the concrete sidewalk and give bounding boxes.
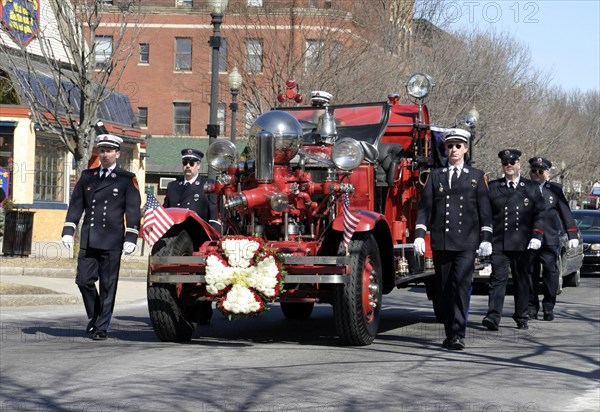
[1,239,148,307]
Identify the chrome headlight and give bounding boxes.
[249,111,302,164]
[206,140,237,172]
[331,138,364,171]
[406,73,435,99]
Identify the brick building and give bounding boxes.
[97,0,414,200]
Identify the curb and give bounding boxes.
[1,267,147,278]
[0,294,82,307]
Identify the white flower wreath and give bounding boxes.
[204,236,284,318]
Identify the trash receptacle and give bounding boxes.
[2,210,35,256]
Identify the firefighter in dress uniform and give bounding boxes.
[163,148,219,323]
[527,157,579,321]
[414,129,493,350]
[164,148,219,231]
[62,134,141,340]
[482,149,545,331]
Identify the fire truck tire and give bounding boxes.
[333,233,382,346]
[280,302,314,319]
[147,231,197,342]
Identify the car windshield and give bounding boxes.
[573,211,600,232]
[277,102,389,145]
[591,187,600,195]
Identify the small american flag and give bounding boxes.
[342,192,360,251]
[141,193,175,246]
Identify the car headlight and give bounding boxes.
[206,140,237,172]
[331,138,364,171]
[406,73,434,99]
[590,243,600,252]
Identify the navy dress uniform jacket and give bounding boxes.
[415,166,493,251]
[488,178,545,251]
[164,176,217,225]
[539,181,578,245]
[62,166,141,250]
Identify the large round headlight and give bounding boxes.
[332,138,364,171]
[249,111,302,164]
[406,73,434,99]
[206,140,237,172]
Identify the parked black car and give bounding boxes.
[572,209,600,275]
[473,228,583,291]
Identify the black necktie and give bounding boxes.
[100,168,107,180]
[450,167,458,188]
[509,181,515,190]
[184,181,190,187]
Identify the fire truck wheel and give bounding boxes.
[147,231,197,342]
[333,233,382,346]
[280,302,314,319]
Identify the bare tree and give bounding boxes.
[0,0,143,176]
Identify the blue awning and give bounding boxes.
[13,69,137,127]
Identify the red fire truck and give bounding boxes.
[147,73,464,345]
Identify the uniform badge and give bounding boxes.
[471,179,477,188]
[195,181,200,185]
[438,183,444,192]
[194,193,200,201]
[113,188,119,196]
[464,168,469,174]
[524,198,529,207]
[519,182,525,187]
[110,173,116,178]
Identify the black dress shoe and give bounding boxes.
[86,319,97,334]
[528,311,538,320]
[92,330,107,340]
[516,320,529,330]
[442,336,453,348]
[482,317,499,331]
[450,336,465,350]
[543,312,555,321]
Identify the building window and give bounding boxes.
[139,43,149,64]
[94,36,113,69]
[331,41,342,62]
[305,40,324,70]
[218,103,226,136]
[175,38,192,71]
[173,102,191,135]
[246,39,263,73]
[247,0,263,6]
[138,107,148,127]
[35,137,65,202]
[176,0,192,6]
[310,0,318,7]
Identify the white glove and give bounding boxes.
[123,242,137,255]
[477,241,492,257]
[414,238,426,256]
[527,238,542,250]
[568,239,579,248]
[62,235,73,249]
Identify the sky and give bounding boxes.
[442,0,600,92]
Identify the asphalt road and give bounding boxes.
[1,278,599,412]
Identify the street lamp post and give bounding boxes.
[206,0,228,148]
[228,66,242,144]
[465,107,479,165]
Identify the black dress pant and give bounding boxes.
[76,248,122,331]
[529,244,560,315]
[432,250,476,339]
[487,250,534,324]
